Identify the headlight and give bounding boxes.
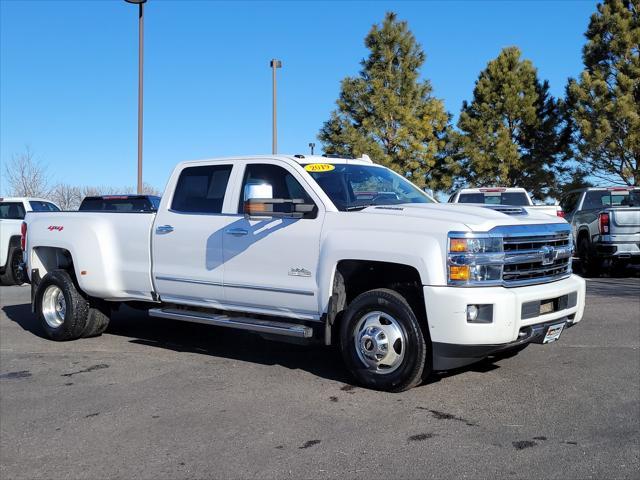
[448,233,503,285]
[449,237,502,254]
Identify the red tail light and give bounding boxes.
[20,222,27,250]
[556,210,565,218]
[599,212,610,234]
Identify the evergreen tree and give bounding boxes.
[454,47,570,200]
[318,12,453,190]
[567,0,639,186]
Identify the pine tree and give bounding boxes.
[567,0,639,186]
[454,47,569,200]
[318,12,453,190]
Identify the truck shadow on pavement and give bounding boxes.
[3,302,507,387]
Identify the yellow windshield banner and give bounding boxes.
[304,163,335,173]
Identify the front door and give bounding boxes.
[222,161,324,317]
[152,162,238,307]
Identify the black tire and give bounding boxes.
[36,270,89,341]
[578,237,599,277]
[0,248,24,286]
[81,301,111,338]
[339,288,429,392]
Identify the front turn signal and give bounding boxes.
[449,265,470,282]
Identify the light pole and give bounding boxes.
[270,59,282,154]
[309,142,315,155]
[125,0,147,194]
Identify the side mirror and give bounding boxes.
[244,183,273,202]
[244,198,316,219]
[423,187,434,198]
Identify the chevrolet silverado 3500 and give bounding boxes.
[23,155,586,391]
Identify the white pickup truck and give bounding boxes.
[449,187,564,218]
[23,155,586,392]
[0,197,60,285]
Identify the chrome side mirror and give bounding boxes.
[244,183,273,202]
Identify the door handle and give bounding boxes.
[225,228,248,236]
[156,225,174,234]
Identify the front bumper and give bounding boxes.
[423,274,586,370]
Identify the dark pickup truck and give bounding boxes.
[79,195,160,212]
[560,187,640,273]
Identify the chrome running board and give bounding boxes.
[148,308,313,338]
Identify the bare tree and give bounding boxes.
[50,183,82,210]
[3,147,50,197]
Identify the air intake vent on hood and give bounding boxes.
[483,205,528,216]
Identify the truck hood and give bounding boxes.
[358,203,567,231]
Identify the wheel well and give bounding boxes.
[328,260,427,339]
[31,247,74,278]
[577,229,590,245]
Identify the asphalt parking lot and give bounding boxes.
[1,273,639,480]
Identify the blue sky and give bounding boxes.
[1,0,598,194]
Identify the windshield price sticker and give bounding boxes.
[304,163,335,173]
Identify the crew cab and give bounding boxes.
[22,155,586,392]
[449,187,564,218]
[0,197,60,285]
[560,187,640,274]
[79,195,160,212]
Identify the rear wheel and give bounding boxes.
[37,270,89,341]
[578,237,599,277]
[340,289,429,392]
[36,269,110,341]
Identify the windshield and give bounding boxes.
[305,164,435,211]
[458,192,530,206]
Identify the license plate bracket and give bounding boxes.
[543,322,565,344]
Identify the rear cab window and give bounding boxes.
[171,165,233,214]
[79,196,159,212]
[0,202,26,220]
[582,189,640,209]
[458,191,530,206]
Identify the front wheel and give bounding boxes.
[339,289,430,392]
[0,248,25,286]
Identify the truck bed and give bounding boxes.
[25,211,156,301]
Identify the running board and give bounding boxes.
[148,308,313,338]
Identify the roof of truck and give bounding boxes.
[0,197,58,204]
[181,154,377,167]
[456,187,528,193]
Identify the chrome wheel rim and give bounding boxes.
[354,310,406,374]
[42,285,66,328]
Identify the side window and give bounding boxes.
[29,201,60,212]
[560,193,579,213]
[0,202,26,220]
[238,163,316,218]
[171,164,232,214]
[582,191,606,210]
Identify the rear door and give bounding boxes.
[221,160,324,317]
[152,163,239,307]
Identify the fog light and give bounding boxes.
[467,305,479,322]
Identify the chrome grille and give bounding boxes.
[502,230,572,286]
